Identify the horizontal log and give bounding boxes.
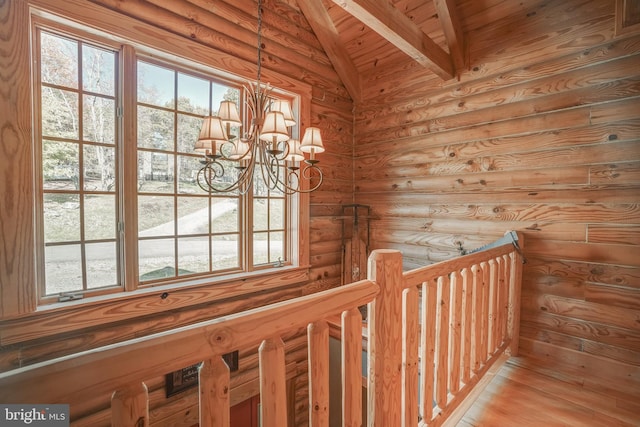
[524,256,640,289]
[590,162,640,186]
[526,238,640,267]
[587,224,640,245]
[521,293,640,331]
[356,200,640,225]
[585,283,640,311]
[371,217,584,242]
[354,119,640,159]
[520,309,640,352]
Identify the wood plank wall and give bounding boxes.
[0,0,352,425]
[354,0,640,400]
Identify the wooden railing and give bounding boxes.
[0,279,378,427]
[0,231,523,427]
[367,231,524,427]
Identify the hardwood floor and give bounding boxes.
[457,355,640,427]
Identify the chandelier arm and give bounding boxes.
[279,163,324,195]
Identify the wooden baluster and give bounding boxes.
[493,257,503,351]
[200,356,230,427]
[342,308,362,427]
[480,261,490,363]
[308,321,329,427]
[436,275,450,410]
[402,287,419,427]
[472,264,482,374]
[259,337,288,427]
[367,249,403,427]
[111,382,149,427]
[461,267,472,384]
[420,280,437,423]
[487,259,497,356]
[500,254,511,347]
[450,271,462,395]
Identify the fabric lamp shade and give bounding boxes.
[285,139,304,162]
[228,138,253,160]
[260,111,289,142]
[271,99,296,127]
[218,100,241,125]
[195,116,228,154]
[300,127,324,154]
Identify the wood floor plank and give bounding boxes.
[457,356,640,427]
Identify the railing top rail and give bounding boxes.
[402,242,517,288]
[0,279,378,405]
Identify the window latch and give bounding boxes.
[58,293,84,302]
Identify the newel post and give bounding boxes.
[367,249,404,427]
[508,231,525,356]
[111,382,149,427]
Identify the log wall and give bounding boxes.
[0,0,352,425]
[354,0,640,398]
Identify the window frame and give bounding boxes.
[31,13,308,307]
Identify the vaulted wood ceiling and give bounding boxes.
[299,0,465,101]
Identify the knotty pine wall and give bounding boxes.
[0,0,352,425]
[354,0,640,398]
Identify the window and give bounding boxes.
[34,23,298,304]
[37,29,120,299]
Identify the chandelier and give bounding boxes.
[193,0,324,195]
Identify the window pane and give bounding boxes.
[178,236,209,274]
[177,155,203,194]
[84,194,116,240]
[43,193,80,243]
[138,151,174,193]
[253,167,268,197]
[138,195,175,237]
[254,198,268,231]
[44,244,82,295]
[42,87,79,139]
[269,198,284,229]
[138,61,174,107]
[177,73,209,114]
[270,231,284,263]
[212,235,239,270]
[138,238,176,281]
[84,145,115,191]
[177,196,209,235]
[177,114,204,154]
[253,232,268,265]
[82,44,115,96]
[212,198,238,233]
[86,241,118,288]
[42,140,79,190]
[41,32,78,88]
[137,106,175,150]
[83,95,115,143]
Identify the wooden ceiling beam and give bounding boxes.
[331,0,455,80]
[298,1,362,103]
[434,0,466,73]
